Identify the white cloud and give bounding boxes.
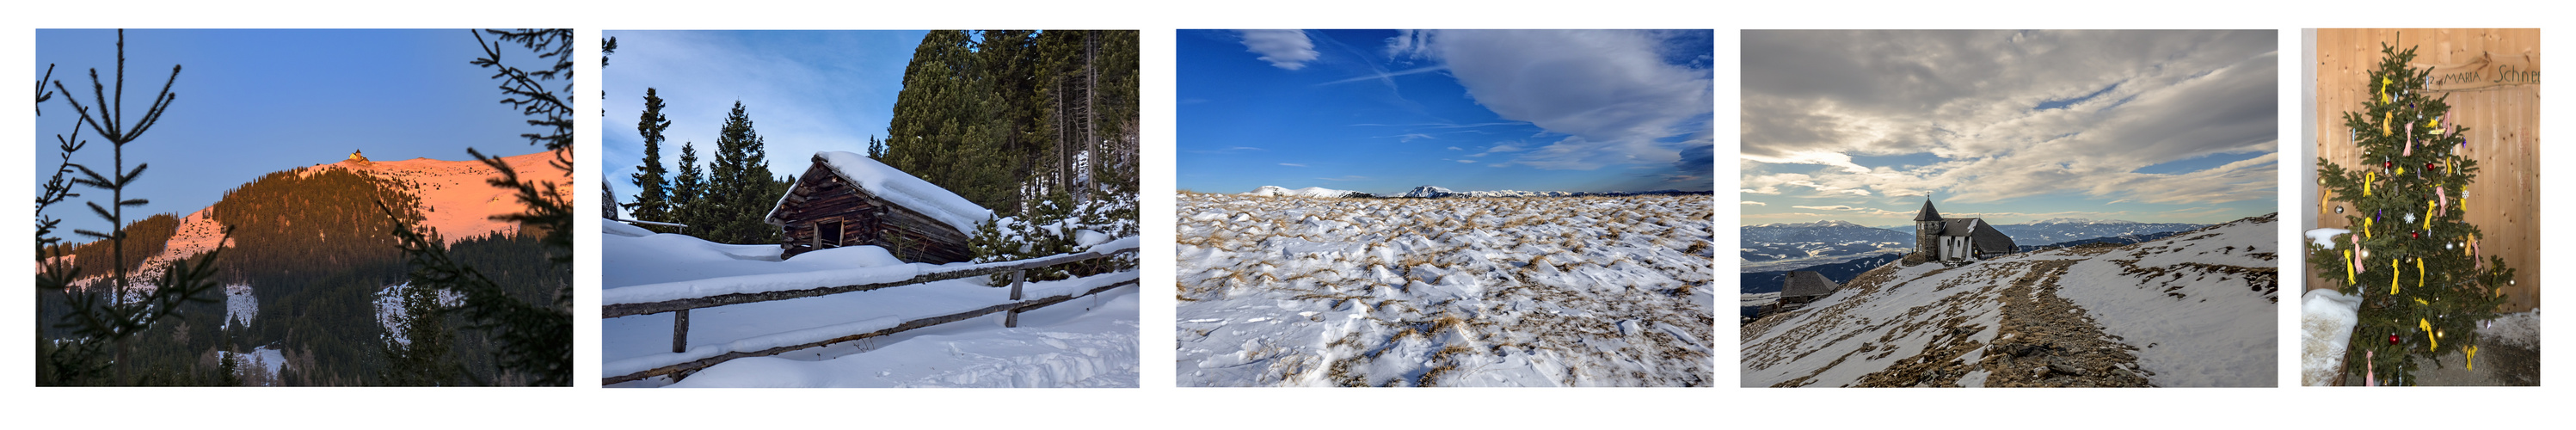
[1238,30,1319,71]
[1446,146,1462,150]
[1399,30,1712,171]
[1741,200,1768,206]
[1740,30,2278,207]
[600,31,919,196]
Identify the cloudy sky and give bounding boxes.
[1177,29,1713,194]
[600,30,927,213]
[1741,30,2278,226]
[35,29,547,235]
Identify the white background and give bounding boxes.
[7,1,2567,427]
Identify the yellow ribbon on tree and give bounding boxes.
[2344,249,2357,284]
[2364,171,2376,196]
[2392,259,2402,295]
[2364,217,2374,237]
[2425,200,2437,230]
[2417,257,2425,290]
[2468,345,2479,370]
[2420,318,2437,349]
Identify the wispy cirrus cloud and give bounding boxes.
[1238,30,1319,71]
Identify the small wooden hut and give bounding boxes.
[764,151,993,263]
[1779,271,1840,306]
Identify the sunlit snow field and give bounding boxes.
[1174,193,1715,386]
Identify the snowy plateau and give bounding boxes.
[599,221,1140,388]
[1743,213,2278,387]
[1175,192,1715,386]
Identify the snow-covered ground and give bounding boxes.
[373,283,464,345]
[600,220,1139,388]
[1174,193,1715,386]
[223,284,256,329]
[1743,214,2277,387]
[2300,288,2362,386]
[218,345,286,386]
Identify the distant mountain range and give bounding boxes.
[1739,220,1911,263]
[1742,218,2207,273]
[1241,186,1369,198]
[1884,218,2208,245]
[1239,185,1711,199]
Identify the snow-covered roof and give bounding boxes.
[763,151,993,234]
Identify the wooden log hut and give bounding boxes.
[764,151,993,263]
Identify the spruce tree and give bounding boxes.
[378,285,461,386]
[2307,40,2514,386]
[362,28,576,386]
[627,88,675,230]
[670,141,707,235]
[35,29,229,386]
[704,101,780,245]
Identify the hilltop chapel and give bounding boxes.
[1913,195,2016,263]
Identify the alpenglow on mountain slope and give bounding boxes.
[1742,213,2278,387]
[39,149,570,386]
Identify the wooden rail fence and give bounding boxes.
[603,246,1137,385]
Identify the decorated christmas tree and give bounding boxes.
[2308,40,2514,385]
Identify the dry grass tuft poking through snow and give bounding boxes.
[1174,192,1714,386]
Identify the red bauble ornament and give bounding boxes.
[2427,162,2438,172]
[2389,334,2401,345]
[2412,231,2421,239]
[2383,161,2395,169]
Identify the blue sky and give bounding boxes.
[599,30,926,212]
[34,29,553,235]
[1741,30,2278,226]
[1177,29,1713,195]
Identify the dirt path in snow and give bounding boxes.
[1973,260,2153,387]
[1833,259,2152,387]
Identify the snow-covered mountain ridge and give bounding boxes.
[1738,220,1912,266]
[1241,185,1710,199]
[1743,213,2278,387]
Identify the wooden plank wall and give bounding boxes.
[2312,28,2540,311]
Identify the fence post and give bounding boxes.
[1005,269,1026,328]
[672,309,691,353]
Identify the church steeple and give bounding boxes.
[1913,194,1942,221]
